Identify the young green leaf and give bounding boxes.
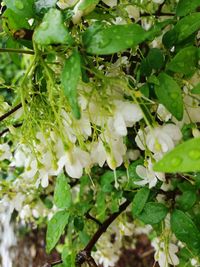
[137,202,168,225]
[78,0,99,10]
[46,210,69,253]
[167,46,198,75]
[83,24,147,55]
[61,49,81,119]
[176,0,200,16]
[176,191,197,211]
[132,187,150,216]
[155,73,183,120]
[173,13,200,43]
[54,173,72,209]
[34,9,73,45]
[191,83,200,94]
[171,209,200,251]
[153,138,200,173]
[4,0,35,18]
[147,48,164,70]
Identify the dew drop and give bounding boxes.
[188,149,200,160]
[170,92,179,99]
[14,0,24,10]
[171,156,182,167]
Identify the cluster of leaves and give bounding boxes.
[0,0,200,266]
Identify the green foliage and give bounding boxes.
[4,0,35,18]
[171,210,200,252]
[137,202,168,225]
[83,24,147,55]
[154,138,200,172]
[132,187,150,216]
[176,0,200,16]
[191,83,200,94]
[34,9,73,45]
[46,210,70,253]
[61,49,81,119]
[176,191,197,211]
[167,46,198,75]
[155,73,183,120]
[54,173,72,209]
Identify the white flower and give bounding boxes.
[58,146,90,178]
[0,143,12,161]
[111,100,143,136]
[57,0,78,9]
[91,133,126,170]
[157,104,172,122]
[152,238,179,267]
[125,5,140,20]
[135,124,182,156]
[135,159,165,188]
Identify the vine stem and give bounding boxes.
[0,48,34,55]
[0,103,22,122]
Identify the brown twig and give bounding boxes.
[0,103,22,122]
[85,211,102,227]
[44,199,131,267]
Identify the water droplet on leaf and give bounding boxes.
[171,156,182,167]
[170,92,179,99]
[14,0,24,10]
[188,149,200,160]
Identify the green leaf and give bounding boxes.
[176,191,197,211]
[176,0,200,16]
[78,0,99,10]
[153,138,200,173]
[3,9,30,31]
[147,48,164,70]
[54,173,72,209]
[4,0,35,18]
[83,24,147,55]
[171,209,200,251]
[137,202,168,225]
[35,0,57,12]
[155,73,183,120]
[61,49,81,119]
[173,13,200,43]
[46,210,69,253]
[191,83,200,94]
[34,9,73,45]
[167,46,198,75]
[132,187,150,216]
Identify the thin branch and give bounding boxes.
[0,103,22,122]
[155,0,167,16]
[0,48,34,55]
[140,12,174,17]
[84,199,131,252]
[85,211,102,227]
[0,122,22,137]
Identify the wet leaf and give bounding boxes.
[4,0,35,18]
[132,187,150,216]
[167,46,198,75]
[176,0,200,16]
[83,24,147,55]
[153,138,200,173]
[34,8,73,45]
[46,210,69,253]
[171,209,200,251]
[155,72,183,120]
[54,173,72,209]
[61,49,81,119]
[137,202,168,225]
